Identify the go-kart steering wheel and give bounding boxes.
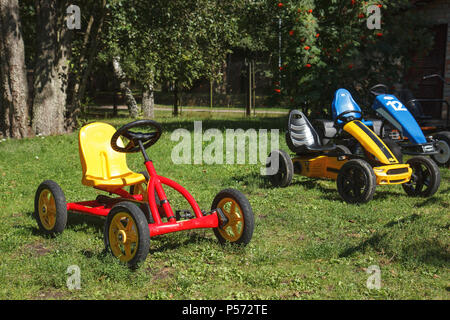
[334,110,363,126]
[111,120,162,153]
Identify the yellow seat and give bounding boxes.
[78,122,146,191]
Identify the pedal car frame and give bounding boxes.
[35,120,254,267]
[66,160,223,237]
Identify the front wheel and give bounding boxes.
[211,189,254,246]
[337,159,377,204]
[402,156,440,197]
[104,202,150,268]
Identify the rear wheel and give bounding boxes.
[266,149,293,187]
[337,159,376,204]
[104,202,150,268]
[130,171,161,203]
[211,189,254,246]
[34,180,67,235]
[402,156,440,197]
[335,145,351,155]
[432,132,450,167]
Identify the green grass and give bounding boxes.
[0,110,448,300]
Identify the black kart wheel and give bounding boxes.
[335,145,351,155]
[211,189,254,246]
[382,138,403,163]
[266,149,293,188]
[337,159,376,204]
[104,202,150,268]
[34,180,68,235]
[402,156,440,197]
[432,132,450,167]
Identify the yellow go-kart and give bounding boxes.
[267,107,440,204]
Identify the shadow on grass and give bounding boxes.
[24,210,105,241]
[66,212,105,233]
[149,232,216,255]
[231,172,270,189]
[339,213,449,267]
[414,195,448,208]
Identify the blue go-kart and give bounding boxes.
[368,80,450,167]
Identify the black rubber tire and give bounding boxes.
[335,145,351,155]
[266,149,293,188]
[34,180,68,235]
[104,201,150,268]
[402,156,441,197]
[382,138,403,163]
[431,132,450,167]
[337,159,377,204]
[211,188,254,246]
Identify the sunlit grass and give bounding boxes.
[0,110,448,299]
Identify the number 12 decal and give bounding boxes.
[384,96,407,112]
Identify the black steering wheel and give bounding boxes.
[369,84,389,96]
[334,110,363,126]
[111,120,162,153]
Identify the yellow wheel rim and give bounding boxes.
[38,190,56,230]
[132,182,148,202]
[217,197,244,242]
[108,212,139,262]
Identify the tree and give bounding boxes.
[272,0,433,116]
[32,0,72,136]
[67,0,107,127]
[101,0,240,116]
[0,0,30,138]
[112,55,139,118]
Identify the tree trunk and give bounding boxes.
[173,82,179,116]
[67,0,106,128]
[0,0,30,138]
[142,82,155,118]
[32,0,72,136]
[112,56,138,118]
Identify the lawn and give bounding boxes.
[0,110,448,300]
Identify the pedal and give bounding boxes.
[175,210,194,220]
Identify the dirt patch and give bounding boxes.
[151,266,174,281]
[35,288,69,300]
[23,241,51,257]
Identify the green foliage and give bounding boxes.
[100,0,240,91]
[272,0,433,115]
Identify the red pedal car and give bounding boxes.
[34,120,254,267]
